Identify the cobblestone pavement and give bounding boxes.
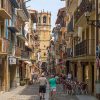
[0,84,40,100]
[0,84,98,100]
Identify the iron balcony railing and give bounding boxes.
[8,14,19,32]
[16,25,26,39]
[74,39,95,56]
[74,0,95,24]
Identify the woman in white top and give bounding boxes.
[67,72,72,80]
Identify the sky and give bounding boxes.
[26,0,65,30]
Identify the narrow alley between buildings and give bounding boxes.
[0,0,100,100]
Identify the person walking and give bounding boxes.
[49,75,57,98]
[67,71,72,81]
[38,73,48,100]
[31,71,35,84]
[33,71,38,84]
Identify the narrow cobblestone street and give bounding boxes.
[0,0,100,100]
[0,84,98,100]
[0,84,40,100]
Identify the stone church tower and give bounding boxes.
[36,10,51,62]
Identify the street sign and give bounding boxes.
[9,56,16,64]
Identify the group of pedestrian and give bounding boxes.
[31,70,73,100]
[38,73,57,100]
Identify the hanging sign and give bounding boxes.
[9,56,16,64]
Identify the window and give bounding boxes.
[39,17,41,23]
[43,16,46,23]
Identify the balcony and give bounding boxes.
[74,39,95,56]
[17,3,29,21]
[8,14,19,33]
[0,0,11,19]
[74,0,95,26]
[16,26,26,41]
[0,38,9,54]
